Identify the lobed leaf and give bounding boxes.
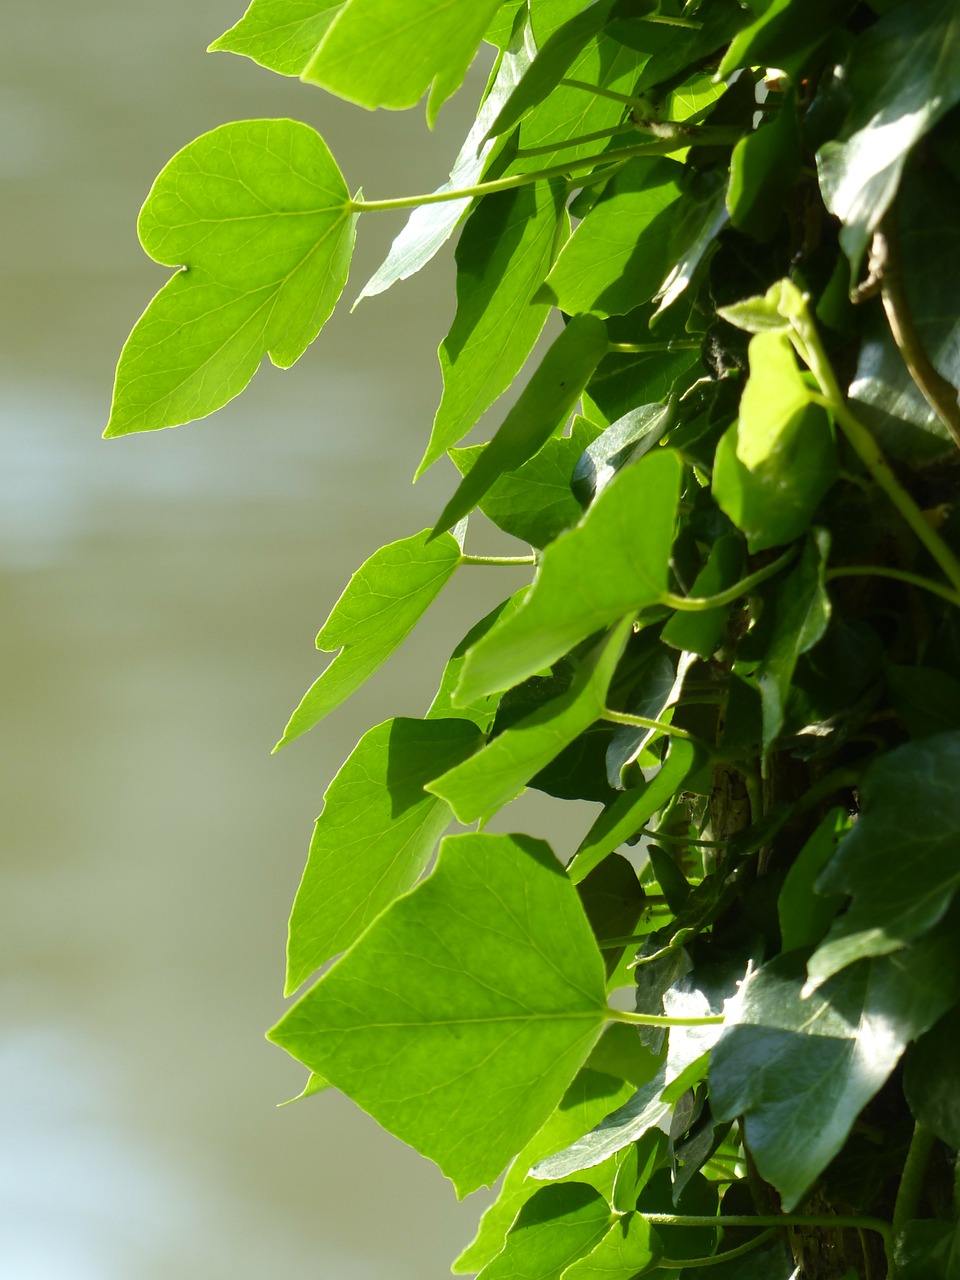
[427,591,528,730]
[105,120,356,437]
[276,529,461,748]
[209,0,343,76]
[269,831,610,1196]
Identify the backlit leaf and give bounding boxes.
[209,0,343,76]
[478,1184,613,1280]
[106,120,356,436]
[561,1210,660,1280]
[428,591,528,730]
[285,716,481,993]
[276,529,461,748]
[726,93,801,241]
[269,832,610,1196]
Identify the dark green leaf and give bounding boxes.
[276,529,461,748]
[710,934,960,1209]
[561,1209,661,1280]
[571,401,674,506]
[653,184,727,316]
[904,1008,960,1150]
[661,535,744,658]
[683,1239,796,1280]
[477,1184,613,1280]
[726,93,801,241]
[817,0,960,268]
[428,591,528,730]
[777,808,848,954]
[719,0,849,79]
[209,0,342,76]
[418,180,567,477]
[894,1220,960,1280]
[457,449,682,699]
[269,832,610,1196]
[577,854,646,976]
[541,159,684,317]
[302,0,504,124]
[285,716,481,993]
[432,315,609,535]
[610,1130,667,1213]
[808,733,960,985]
[105,120,356,436]
[428,618,631,824]
[886,664,960,740]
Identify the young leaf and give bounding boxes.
[105,120,356,437]
[418,179,568,478]
[427,617,631,825]
[279,1071,331,1105]
[561,1210,661,1280]
[457,448,682,700]
[477,1184,613,1280]
[454,1068,636,1275]
[268,832,610,1196]
[712,333,837,551]
[817,0,960,269]
[285,716,482,994]
[276,529,461,748]
[208,0,343,76]
[432,314,610,536]
[710,933,960,1211]
[540,159,684,318]
[301,0,504,124]
[807,732,960,986]
[718,0,845,79]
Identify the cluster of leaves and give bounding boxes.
[106,0,960,1276]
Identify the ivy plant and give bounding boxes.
[107,1,960,1276]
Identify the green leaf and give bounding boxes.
[710,934,960,1210]
[653,184,727,316]
[755,530,831,754]
[428,591,528,730]
[712,333,838,551]
[561,1210,660,1280]
[477,1184,613,1280]
[268,832,610,1196]
[816,0,960,269]
[661,535,744,659]
[894,1220,960,1280]
[279,1070,331,1104]
[276,529,461,748]
[904,1008,960,1150]
[452,416,603,549]
[540,159,684,318]
[577,854,646,977]
[726,93,801,241]
[455,1069,636,1274]
[777,808,848,954]
[567,739,697,884]
[208,0,343,76]
[285,716,481,993]
[610,1130,667,1213]
[715,278,808,335]
[105,120,356,437]
[418,180,568,478]
[457,449,682,700]
[807,733,960,986]
[586,1025,661,1091]
[886,664,960,740]
[571,401,675,506]
[356,13,535,303]
[432,315,610,536]
[427,618,631,825]
[719,0,848,79]
[302,0,504,124]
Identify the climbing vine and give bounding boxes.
[107,1,960,1276]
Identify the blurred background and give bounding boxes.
[0,3,585,1275]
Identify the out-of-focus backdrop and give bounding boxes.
[0,4,569,1275]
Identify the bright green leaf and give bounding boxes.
[726,94,801,241]
[285,716,482,993]
[208,0,342,76]
[458,449,682,700]
[269,832,610,1196]
[279,1070,331,1104]
[562,1209,660,1280]
[418,180,568,477]
[777,808,848,954]
[807,733,960,986]
[477,1184,613,1280]
[302,0,504,123]
[610,1130,667,1214]
[105,120,356,437]
[276,529,461,748]
[719,0,846,79]
[428,591,528,730]
[540,159,684,317]
[427,618,631,825]
[661,535,744,658]
[710,934,960,1210]
[432,315,610,536]
[653,185,727,316]
[715,278,808,335]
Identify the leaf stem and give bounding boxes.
[459,554,536,567]
[639,827,725,848]
[609,341,702,354]
[608,1008,724,1027]
[660,1227,778,1269]
[826,564,960,607]
[892,1122,935,1239]
[642,1213,893,1249]
[662,546,799,612]
[601,709,697,742]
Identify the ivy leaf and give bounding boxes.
[807,733,960,987]
[561,1210,661,1280]
[279,1071,331,1104]
[710,934,960,1210]
[653,184,727,316]
[712,333,838,551]
[904,1008,960,1150]
[719,0,848,79]
[454,1068,636,1275]
[428,591,528,730]
[661,534,744,659]
[302,0,504,124]
[894,1221,960,1280]
[276,529,461,748]
[268,832,610,1196]
[432,315,610,536]
[208,0,342,76]
[285,716,482,994]
[540,159,684,318]
[452,416,603,549]
[427,617,631,825]
[418,179,568,478]
[816,0,960,269]
[726,93,801,241]
[477,1184,613,1280]
[571,401,674,506]
[457,449,682,700]
[777,808,848,954]
[105,120,356,437]
[356,13,535,303]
